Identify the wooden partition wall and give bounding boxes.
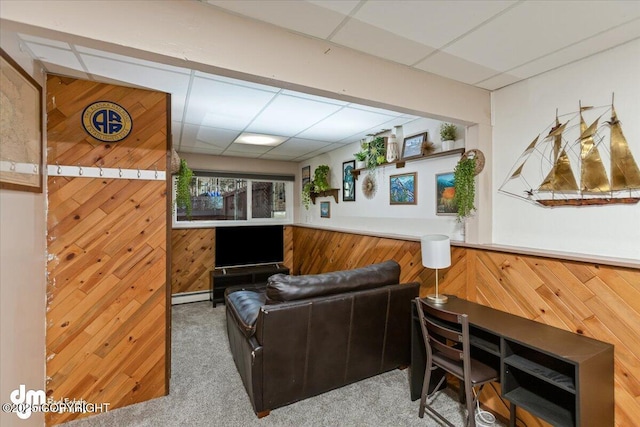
[171,226,293,295]
[292,226,640,427]
[46,76,170,425]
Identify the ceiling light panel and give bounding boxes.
[185,76,277,130]
[234,132,287,146]
[245,94,344,136]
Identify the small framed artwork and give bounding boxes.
[302,165,310,188]
[389,172,417,205]
[342,160,355,201]
[401,132,427,160]
[320,201,330,218]
[0,48,43,193]
[435,172,457,215]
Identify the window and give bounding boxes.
[173,171,293,225]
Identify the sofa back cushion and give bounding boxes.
[265,259,400,303]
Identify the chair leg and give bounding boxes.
[465,384,475,427]
[418,366,433,418]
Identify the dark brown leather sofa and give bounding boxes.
[224,260,419,417]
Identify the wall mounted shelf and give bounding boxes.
[350,148,464,180]
[310,188,339,204]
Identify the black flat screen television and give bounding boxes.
[215,225,284,268]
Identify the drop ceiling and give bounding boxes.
[4,0,640,162]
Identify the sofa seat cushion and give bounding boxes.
[226,290,266,338]
[266,259,400,303]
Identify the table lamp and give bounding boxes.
[421,234,451,304]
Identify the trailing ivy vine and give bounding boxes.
[453,156,476,222]
[176,158,193,219]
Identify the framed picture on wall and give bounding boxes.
[389,172,417,205]
[302,165,310,188]
[0,48,43,193]
[342,160,355,201]
[320,201,330,218]
[435,172,457,215]
[401,132,427,160]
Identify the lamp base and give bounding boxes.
[426,294,448,304]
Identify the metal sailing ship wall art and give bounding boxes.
[499,94,640,207]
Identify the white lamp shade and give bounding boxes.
[421,234,451,269]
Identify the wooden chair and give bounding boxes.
[414,297,499,427]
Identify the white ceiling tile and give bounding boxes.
[224,143,273,155]
[185,76,277,129]
[332,18,435,65]
[281,90,349,106]
[39,62,89,80]
[267,137,333,156]
[297,107,398,142]
[80,53,191,95]
[354,1,517,48]
[474,73,521,91]
[195,71,280,92]
[76,46,191,74]
[19,33,70,49]
[246,94,344,136]
[506,19,640,80]
[204,0,345,39]
[306,0,360,16]
[444,0,640,72]
[415,51,500,85]
[23,43,84,71]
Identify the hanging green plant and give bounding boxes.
[313,165,330,191]
[176,158,193,219]
[301,165,330,210]
[453,156,476,222]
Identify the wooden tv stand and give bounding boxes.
[210,263,289,307]
[410,296,613,427]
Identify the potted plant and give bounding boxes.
[440,123,457,151]
[302,165,330,210]
[176,158,194,219]
[354,150,367,169]
[453,156,476,222]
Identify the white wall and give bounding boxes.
[0,0,493,242]
[0,30,46,427]
[300,118,466,241]
[492,40,640,260]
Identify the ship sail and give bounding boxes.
[579,110,609,193]
[498,96,640,207]
[609,105,640,190]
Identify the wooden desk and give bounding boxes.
[410,296,614,427]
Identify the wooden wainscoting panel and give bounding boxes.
[46,75,168,425]
[291,227,639,427]
[170,228,215,295]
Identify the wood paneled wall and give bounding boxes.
[46,76,169,425]
[170,225,294,295]
[292,226,640,427]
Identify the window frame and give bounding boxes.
[172,171,294,229]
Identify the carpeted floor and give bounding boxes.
[62,301,505,426]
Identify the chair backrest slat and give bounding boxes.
[416,298,470,365]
